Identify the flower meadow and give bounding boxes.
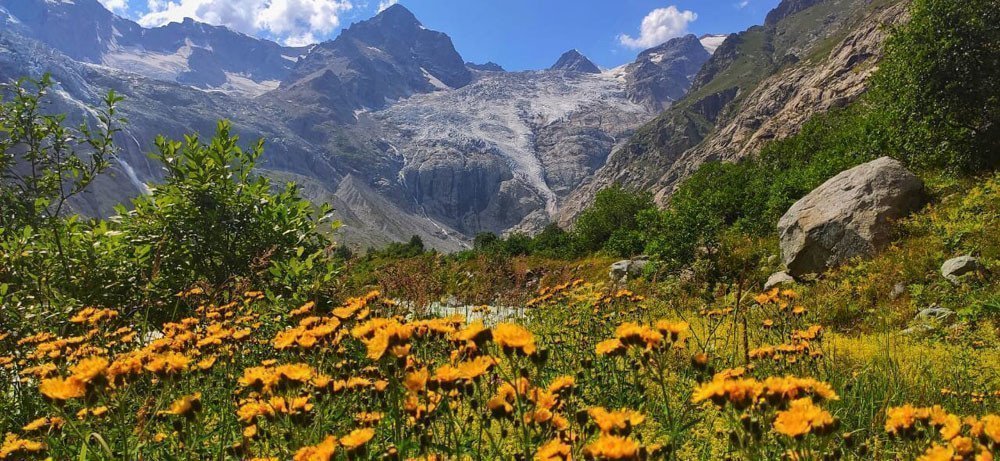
[1,281,997,460]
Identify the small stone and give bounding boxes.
[901,324,935,336]
[764,272,795,290]
[941,256,984,284]
[890,282,906,300]
[916,306,956,322]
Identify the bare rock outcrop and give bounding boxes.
[778,157,924,276]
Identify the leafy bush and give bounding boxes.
[368,235,427,259]
[0,75,122,318]
[572,185,655,256]
[116,121,332,305]
[869,0,1000,173]
[531,223,576,259]
[2,78,338,326]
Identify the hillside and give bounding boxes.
[559,0,907,221]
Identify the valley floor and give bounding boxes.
[2,173,999,460]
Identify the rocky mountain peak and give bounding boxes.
[272,3,471,126]
[635,34,706,64]
[765,0,825,26]
[343,3,423,40]
[466,61,505,72]
[549,50,601,73]
[371,3,421,26]
[0,0,139,61]
[0,0,303,95]
[622,35,712,110]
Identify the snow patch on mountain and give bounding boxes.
[103,48,191,82]
[421,68,452,91]
[217,73,281,96]
[376,71,649,217]
[0,5,18,23]
[699,34,729,54]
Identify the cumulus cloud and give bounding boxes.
[138,0,353,46]
[618,5,697,49]
[98,0,129,13]
[377,0,397,12]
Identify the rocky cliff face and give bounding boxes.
[558,0,909,224]
[357,41,711,236]
[365,70,651,236]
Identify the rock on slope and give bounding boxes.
[778,157,925,276]
[559,0,910,224]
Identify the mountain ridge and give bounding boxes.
[0,0,897,251]
[0,0,308,96]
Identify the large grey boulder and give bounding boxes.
[941,256,984,284]
[778,157,925,276]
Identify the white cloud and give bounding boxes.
[99,0,129,13]
[738,0,750,8]
[377,0,397,13]
[618,5,697,50]
[138,0,353,46]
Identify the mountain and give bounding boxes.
[349,36,712,236]
[558,0,909,223]
[272,4,472,125]
[618,34,712,111]
[1,0,766,250]
[466,62,505,72]
[0,1,476,251]
[0,0,307,96]
[549,50,602,74]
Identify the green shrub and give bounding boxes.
[117,121,331,305]
[572,185,655,256]
[0,75,122,318]
[531,223,576,259]
[869,0,1000,172]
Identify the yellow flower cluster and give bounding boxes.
[595,320,689,356]
[293,427,375,460]
[772,398,836,437]
[582,407,661,460]
[0,433,44,459]
[886,405,1000,460]
[693,375,838,409]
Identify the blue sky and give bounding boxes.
[101,0,782,70]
